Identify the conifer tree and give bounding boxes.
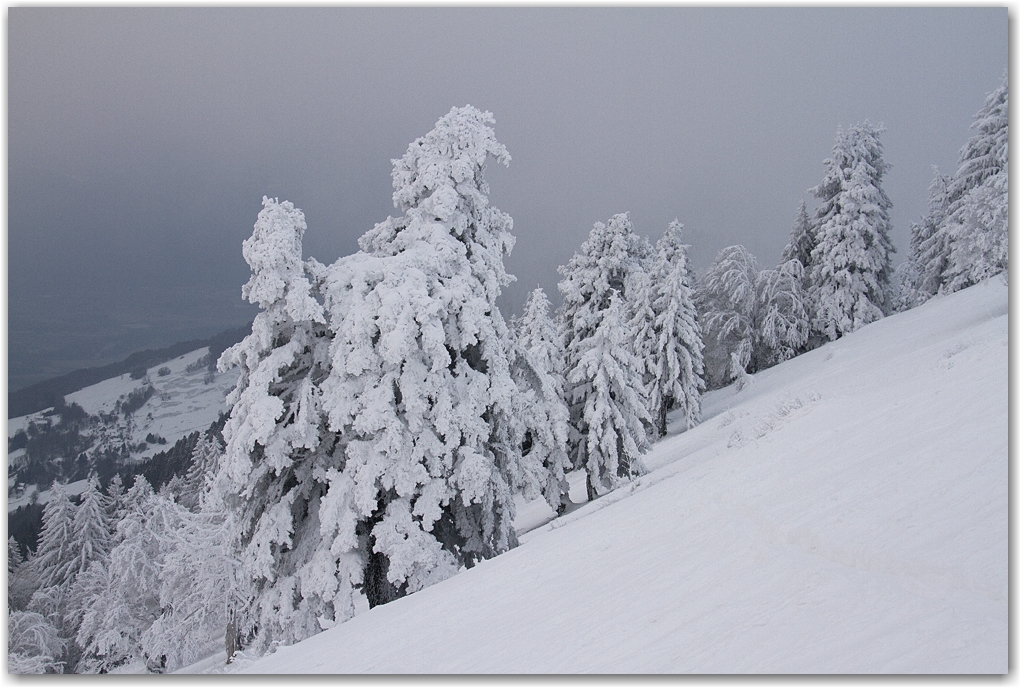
[558,213,652,498]
[566,294,651,501]
[944,72,1008,222]
[180,433,222,512]
[66,475,113,582]
[942,73,1009,292]
[697,246,809,388]
[8,611,66,674]
[26,484,78,594]
[809,121,895,340]
[697,245,759,388]
[74,477,164,673]
[903,168,952,306]
[781,201,815,273]
[513,287,571,511]
[216,196,334,650]
[755,260,810,367]
[317,105,537,619]
[647,220,705,437]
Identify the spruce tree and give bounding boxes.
[647,220,705,437]
[904,168,952,305]
[26,484,78,594]
[781,201,815,272]
[566,294,651,501]
[216,196,335,650]
[66,475,113,581]
[513,287,571,511]
[942,73,1009,292]
[944,72,1008,222]
[755,260,810,368]
[558,213,652,498]
[318,105,538,617]
[809,121,895,340]
[697,245,759,388]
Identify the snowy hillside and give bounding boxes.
[8,347,238,511]
[206,277,1005,674]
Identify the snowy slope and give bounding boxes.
[209,278,1007,673]
[64,346,238,455]
[8,347,239,511]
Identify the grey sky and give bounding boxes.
[8,7,1008,391]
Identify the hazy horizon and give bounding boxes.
[8,7,1008,391]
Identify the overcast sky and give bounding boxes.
[8,7,1008,391]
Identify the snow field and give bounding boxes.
[8,347,239,511]
[233,277,1006,674]
[65,347,239,457]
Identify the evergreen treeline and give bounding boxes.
[8,76,1008,672]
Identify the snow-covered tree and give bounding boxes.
[566,294,651,501]
[698,246,809,388]
[755,260,810,368]
[944,72,1008,223]
[901,168,952,307]
[9,535,32,612]
[316,105,537,618]
[180,432,223,512]
[66,475,113,582]
[646,220,705,437]
[942,74,1008,292]
[781,201,815,274]
[216,196,334,651]
[140,484,237,673]
[217,106,543,653]
[558,213,653,498]
[943,169,1008,291]
[513,287,571,511]
[809,121,895,340]
[697,245,759,389]
[8,611,66,674]
[25,484,78,594]
[104,474,125,523]
[74,477,163,673]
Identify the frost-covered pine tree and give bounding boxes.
[901,168,952,307]
[697,246,809,388]
[942,73,1009,292]
[8,535,32,612]
[513,287,571,512]
[780,201,815,273]
[943,170,1008,291]
[697,245,759,389]
[104,474,125,524]
[180,432,222,512]
[216,196,336,649]
[66,475,113,582]
[8,611,66,674]
[646,220,704,437]
[755,260,810,368]
[809,121,895,340]
[74,477,166,673]
[944,72,1008,223]
[558,213,652,499]
[567,294,651,501]
[140,482,236,673]
[25,484,78,595]
[315,106,539,623]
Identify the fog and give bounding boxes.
[8,7,1007,390]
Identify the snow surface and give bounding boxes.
[200,278,1005,673]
